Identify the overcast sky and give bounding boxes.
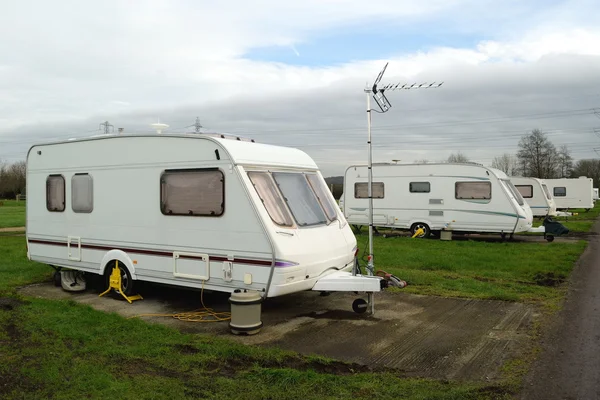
[1,0,599,176]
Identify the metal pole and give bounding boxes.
[366,92,375,315]
[366,92,374,277]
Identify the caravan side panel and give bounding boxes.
[26,136,273,294]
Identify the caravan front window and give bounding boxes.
[272,172,328,226]
[247,172,294,227]
[542,184,552,200]
[306,174,338,222]
[503,180,525,206]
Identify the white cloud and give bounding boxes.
[1,0,599,176]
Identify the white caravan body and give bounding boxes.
[594,188,599,202]
[25,133,362,298]
[340,163,533,235]
[511,177,557,217]
[545,177,594,210]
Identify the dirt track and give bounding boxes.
[520,219,600,399]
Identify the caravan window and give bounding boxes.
[72,174,93,213]
[354,182,385,199]
[515,185,533,198]
[247,172,294,227]
[46,175,65,212]
[504,180,525,206]
[542,184,552,200]
[306,174,338,222]
[160,168,224,216]
[410,182,430,193]
[272,172,328,226]
[554,187,566,197]
[455,181,491,200]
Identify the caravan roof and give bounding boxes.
[28,132,318,170]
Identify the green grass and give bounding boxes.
[357,234,586,309]
[0,236,50,296]
[0,297,510,400]
[0,200,593,399]
[0,237,515,399]
[0,199,26,229]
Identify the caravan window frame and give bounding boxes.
[159,168,225,217]
[272,172,329,227]
[305,173,339,223]
[354,182,385,199]
[554,187,567,197]
[455,181,491,200]
[46,174,66,212]
[515,184,533,199]
[247,171,294,227]
[409,182,431,193]
[71,173,94,213]
[542,184,552,200]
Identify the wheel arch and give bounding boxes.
[100,250,137,279]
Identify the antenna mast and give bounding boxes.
[362,62,443,314]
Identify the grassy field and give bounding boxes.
[357,235,586,309]
[0,236,511,399]
[0,200,596,399]
[0,200,25,229]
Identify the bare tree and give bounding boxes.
[0,160,26,199]
[491,153,518,176]
[517,129,558,178]
[572,159,600,186]
[557,145,573,178]
[447,152,469,163]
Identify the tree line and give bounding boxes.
[418,129,600,186]
[2,128,599,199]
[0,161,26,199]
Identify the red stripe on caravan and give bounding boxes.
[27,239,273,267]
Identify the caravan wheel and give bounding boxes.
[104,261,135,297]
[410,223,430,238]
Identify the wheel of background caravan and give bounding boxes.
[53,271,61,287]
[410,223,430,238]
[352,298,368,314]
[546,235,555,242]
[104,260,135,296]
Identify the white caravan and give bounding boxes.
[340,163,533,237]
[594,188,599,202]
[544,177,594,210]
[26,132,383,309]
[511,177,557,217]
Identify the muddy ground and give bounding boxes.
[19,280,534,382]
[520,219,600,399]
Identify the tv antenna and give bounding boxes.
[361,62,443,313]
[99,121,114,134]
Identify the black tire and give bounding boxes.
[410,223,431,238]
[352,298,368,314]
[104,261,135,296]
[53,271,61,287]
[546,235,555,242]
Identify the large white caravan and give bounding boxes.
[340,163,533,237]
[26,132,383,309]
[544,177,594,210]
[511,177,557,217]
